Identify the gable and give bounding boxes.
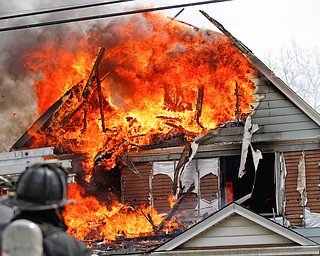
[195,12,320,147]
[250,74,320,142]
[154,203,318,252]
[179,213,294,249]
[196,73,320,146]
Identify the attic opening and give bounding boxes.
[220,151,276,215]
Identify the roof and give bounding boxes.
[200,10,320,127]
[152,203,320,255]
[294,227,320,244]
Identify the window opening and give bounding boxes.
[220,150,276,215]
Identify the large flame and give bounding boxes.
[65,184,164,241]
[19,12,256,241]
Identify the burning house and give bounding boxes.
[1,8,320,255]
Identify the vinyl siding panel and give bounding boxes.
[180,215,293,248]
[251,75,320,141]
[201,73,320,145]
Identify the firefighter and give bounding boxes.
[0,163,92,256]
[2,219,43,256]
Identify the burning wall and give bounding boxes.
[3,11,257,242]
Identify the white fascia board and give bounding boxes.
[152,245,320,255]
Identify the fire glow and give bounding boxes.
[19,12,256,241]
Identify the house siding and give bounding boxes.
[200,73,320,146]
[121,162,151,207]
[122,71,320,230]
[180,215,294,248]
[284,150,320,227]
[121,159,219,215]
[251,73,320,142]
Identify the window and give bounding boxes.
[220,151,276,215]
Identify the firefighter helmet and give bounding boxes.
[0,163,73,211]
[2,219,44,256]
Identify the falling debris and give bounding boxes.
[238,116,262,178]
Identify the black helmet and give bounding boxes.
[1,163,74,211]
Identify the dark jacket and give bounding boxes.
[41,222,91,256]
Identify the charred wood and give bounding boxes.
[156,116,181,122]
[82,47,105,99]
[199,10,252,55]
[96,69,106,132]
[169,8,185,21]
[82,107,88,133]
[234,81,242,124]
[123,155,141,178]
[140,210,159,238]
[61,49,106,129]
[195,85,205,128]
[157,183,195,232]
[11,89,73,150]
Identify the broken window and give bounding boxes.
[220,151,276,215]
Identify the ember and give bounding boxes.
[12,11,256,242]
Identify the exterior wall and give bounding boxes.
[122,149,320,231]
[121,159,219,216]
[251,74,320,142]
[200,73,320,145]
[121,162,151,207]
[122,72,320,226]
[180,215,294,248]
[284,150,320,227]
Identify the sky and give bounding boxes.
[0,0,319,152]
[0,0,319,59]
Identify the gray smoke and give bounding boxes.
[0,0,123,152]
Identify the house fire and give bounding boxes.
[1,8,320,255]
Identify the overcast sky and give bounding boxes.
[166,0,320,58]
[0,0,319,59]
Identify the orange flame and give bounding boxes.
[20,12,256,240]
[65,184,163,241]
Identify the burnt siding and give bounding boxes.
[152,174,172,214]
[121,160,220,216]
[121,162,151,206]
[284,150,320,227]
[200,173,219,202]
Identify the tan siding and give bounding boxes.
[181,234,292,248]
[253,113,311,125]
[251,76,320,142]
[216,215,253,227]
[180,215,293,248]
[205,225,273,236]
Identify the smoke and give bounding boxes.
[0,25,41,152]
[0,0,118,152]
